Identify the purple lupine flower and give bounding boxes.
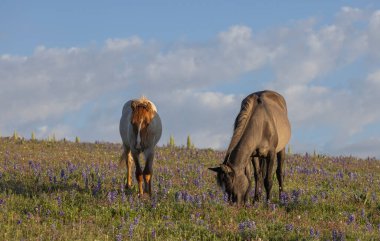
[335,171,344,180]
[115,233,123,241]
[347,214,355,224]
[361,208,365,218]
[270,203,277,211]
[121,192,126,203]
[285,224,294,232]
[309,228,315,237]
[311,195,318,203]
[17,219,22,225]
[366,222,373,232]
[239,220,256,231]
[82,170,88,189]
[60,169,65,180]
[291,189,301,203]
[56,196,62,207]
[128,224,134,238]
[280,192,289,205]
[108,191,117,204]
[223,193,229,203]
[67,161,76,174]
[332,230,345,241]
[151,229,156,239]
[0,199,4,206]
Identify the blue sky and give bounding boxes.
[1,1,380,158]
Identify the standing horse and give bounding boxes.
[209,90,291,205]
[119,96,162,196]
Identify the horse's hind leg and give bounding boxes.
[143,150,154,195]
[276,148,285,198]
[121,146,134,189]
[131,151,144,196]
[126,151,134,189]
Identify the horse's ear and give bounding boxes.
[220,164,233,174]
[208,167,221,173]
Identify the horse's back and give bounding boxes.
[119,99,162,148]
[255,90,291,152]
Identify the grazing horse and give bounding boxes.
[209,90,291,205]
[119,96,162,196]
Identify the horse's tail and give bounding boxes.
[119,148,127,167]
[225,94,258,161]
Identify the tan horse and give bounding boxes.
[210,90,291,205]
[119,96,162,196]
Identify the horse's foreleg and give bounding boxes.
[131,152,143,196]
[143,150,154,196]
[252,157,262,202]
[264,150,275,202]
[276,148,285,198]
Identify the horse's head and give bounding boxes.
[130,100,155,151]
[209,164,251,204]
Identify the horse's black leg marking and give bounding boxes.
[264,150,275,202]
[276,148,285,199]
[252,156,262,202]
[131,151,143,195]
[143,150,154,195]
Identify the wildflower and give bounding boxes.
[56,196,62,207]
[280,192,289,205]
[332,230,345,241]
[115,234,123,241]
[60,169,65,180]
[0,199,4,206]
[361,208,366,219]
[129,224,134,238]
[17,219,22,225]
[366,222,373,232]
[285,224,294,232]
[108,191,117,204]
[291,189,301,203]
[239,220,256,231]
[152,229,156,239]
[223,193,229,203]
[347,214,355,225]
[134,216,139,225]
[309,228,315,237]
[270,203,277,211]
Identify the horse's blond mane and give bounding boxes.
[136,96,157,113]
[225,94,257,161]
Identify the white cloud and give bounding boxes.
[105,36,143,51]
[1,7,380,158]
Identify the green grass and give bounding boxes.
[0,138,379,240]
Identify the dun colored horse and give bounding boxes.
[119,96,162,196]
[210,90,291,205]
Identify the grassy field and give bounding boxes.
[0,137,379,240]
